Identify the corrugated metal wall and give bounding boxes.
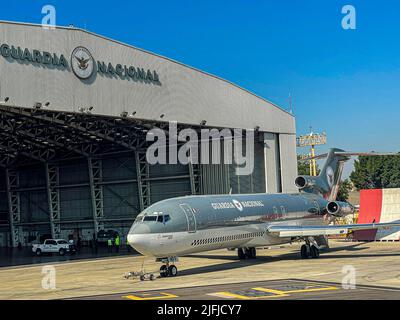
[102,157,138,217]
[279,134,298,193]
[228,139,266,195]
[263,133,281,193]
[59,160,91,221]
[18,165,48,223]
[150,162,192,203]
[0,169,7,224]
[0,169,8,246]
[202,163,230,194]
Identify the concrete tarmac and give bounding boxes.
[75,279,400,300]
[1,240,400,300]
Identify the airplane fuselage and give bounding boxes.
[128,192,331,258]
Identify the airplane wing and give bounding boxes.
[267,222,400,237]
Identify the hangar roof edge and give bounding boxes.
[0,19,294,118]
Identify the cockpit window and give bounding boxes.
[140,211,171,223]
[143,215,157,222]
[157,214,171,223]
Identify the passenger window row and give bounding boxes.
[191,231,265,246]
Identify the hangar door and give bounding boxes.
[263,132,282,193]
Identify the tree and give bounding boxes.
[297,155,320,176]
[297,155,309,176]
[350,154,400,190]
[337,179,352,202]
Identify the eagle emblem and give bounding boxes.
[71,46,94,79]
[74,55,90,70]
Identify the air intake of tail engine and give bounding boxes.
[295,176,316,189]
[326,201,354,217]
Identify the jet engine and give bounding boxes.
[294,175,317,189]
[326,201,354,217]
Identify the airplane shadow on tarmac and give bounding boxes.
[178,243,400,278]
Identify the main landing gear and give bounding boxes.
[300,237,320,259]
[157,257,179,277]
[237,247,256,260]
[160,264,178,277]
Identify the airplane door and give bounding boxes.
[179,204,197,233]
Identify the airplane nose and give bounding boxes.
[129,223,151,235]
[127,224,152,255]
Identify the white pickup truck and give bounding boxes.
[32,239,74,256]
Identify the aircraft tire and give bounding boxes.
[237,248,246,260]
[247,247,256,259]
[310,246,320,259]
[160,265,168,277]
[168,265,178,277]
[300,245,309,259]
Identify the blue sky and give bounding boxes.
[1,0,399,175]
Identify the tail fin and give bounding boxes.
[295,148,396,201]
[317,148,348,200]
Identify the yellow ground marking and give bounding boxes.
[124,292,178,300]
[253,285,339,295]
[283,286,339,294]
[209,291,289,299]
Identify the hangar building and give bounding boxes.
[0,21,297,247]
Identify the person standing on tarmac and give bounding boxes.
[115,235,120,253]
[107,238,112,253]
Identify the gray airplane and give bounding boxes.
[128,148,400,277]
